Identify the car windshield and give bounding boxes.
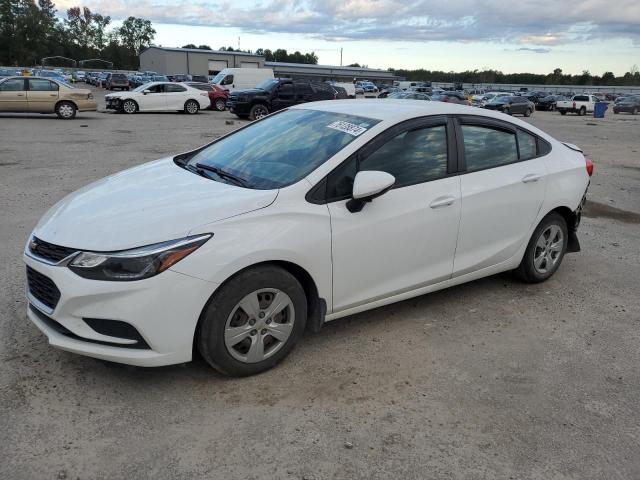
[56,79,74,89]
[493,96,511,102]
[185,109,380,189]
[255,79,279,92]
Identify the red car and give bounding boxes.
[185,82,228,111]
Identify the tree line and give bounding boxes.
[391,67,640,87]
[0,0,155,70]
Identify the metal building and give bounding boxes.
[139,46,397,84]
[139,46,265,76]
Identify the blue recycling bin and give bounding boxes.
[594,102,608,118]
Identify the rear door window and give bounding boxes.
[165,84,186,92]
[517,130,537,160]
[0,78,26,91]
[461,125,518,171]
[28,79,57,91]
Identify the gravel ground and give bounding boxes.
[1,90,639,480]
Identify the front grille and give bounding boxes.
[26,266,61,311]
[30,237,76,263]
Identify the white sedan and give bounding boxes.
[105,81,209,114]
[24,100,592,376]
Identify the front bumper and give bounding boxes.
[24,252,218,367]
[105,97,122,110]
[227,100,252,115]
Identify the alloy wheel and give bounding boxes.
[123,100,136,114]
[533,225,564,274]
[186,101,198,114]
[224,289,295,363]
[253,105,268,119]
[58,103,74,118]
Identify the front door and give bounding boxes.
[26,78,58,112]
[328,117,461,312]
[453,118,547,276]
[139,83,167,111]
[271,83,296,112]
[0,78,28,111]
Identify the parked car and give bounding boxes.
[210,68,275,92]
[378,87,401,98]
[431,91,469,105]
[34,70,65,83]
[483,96,535,116]
[0,76,96,119]
[106,73,130,91]
[556,94,598,116]
[186,81,229,111]
[190,75,208,83]
[472,91,512,107]
[330,85,349,99]
[23,100,592,376]
[171,74,190,83]
[328,82,356,98]
[536,94,566,111]
[0,69,14,79]
[227,79,336,120]
[95,72,109,88]
[612,95,640,114]
[385,92,431,101]
[105,82,209,114]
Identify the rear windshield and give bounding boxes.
[112,74,127,80]
[185,109,380,189]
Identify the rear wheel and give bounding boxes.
[579,106,586,116]
[55,101,76,119]
[121,99,137,114]
[524,108,532,117]
[184,99,199,114]
[214,98,226,111]
[633,107,638,115]
[197,265,307,376]
[515,212,568,283]
[560,110,567,115]
[249,103,269,121]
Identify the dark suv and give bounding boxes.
[106,73,129,91]
[227,79,337,120]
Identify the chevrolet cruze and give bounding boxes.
[24,100,592,376]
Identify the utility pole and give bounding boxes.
[340,48,343,66]
[238,36,240,50]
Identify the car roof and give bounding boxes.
[291,99,552,137]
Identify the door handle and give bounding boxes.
[429,196,456,208]
[17,93,24,96]
[522,173,542,183]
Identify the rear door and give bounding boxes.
[294,82,315,104]
[164,83,188,109]
[452,116,548,276]
[26,78,58,112]
[0,78,28,111]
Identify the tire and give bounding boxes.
[633,108,638,115]
[121,99,137,114]
[560,110,567,115]
[197,265,307,376]
[549,104,555,111]
[184,99,199,114]
[55,101,76,119]
[214,98,226,111]
[579,107,586,116]
[503,107,511,115]
[515,212,568,283]
[249,103,269,121]
[524,108,532,117]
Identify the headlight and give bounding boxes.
[69,234,211,281]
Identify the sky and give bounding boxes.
[54,0,640,75]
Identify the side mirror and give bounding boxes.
[347,171,395,213]
[143,89,150,95]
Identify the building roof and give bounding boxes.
[265,61,392,74]
[142,46,263,58]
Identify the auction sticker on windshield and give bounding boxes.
[326,121,368,137]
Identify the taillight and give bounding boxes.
[585,158,594,176]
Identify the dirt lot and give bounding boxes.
[1,90,639,480]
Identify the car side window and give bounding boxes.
[148,84,164,93]
[165,84,186,92]
[517,129,537,160]
[295,83,313,95]
[0,78,25,91]
[28,79,56,91]
[461,125,518,171]
[277,83,294,99]
[361,124,448,188]
[221,75,233,85]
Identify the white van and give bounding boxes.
[210,68,274,92]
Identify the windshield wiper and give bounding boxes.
[195,163,250,188]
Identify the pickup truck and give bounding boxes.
[556,94,597,116]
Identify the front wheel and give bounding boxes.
[524,108,532,117]
[515,212,568,283]
[197,265,307,376]
[560,110,567,115]
[55,101,76,119]
[249,103,269,121]
[579,107,586,116]
[633,107,638,115]
[121,99,137,114]
[184,99,199,114]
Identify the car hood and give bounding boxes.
[33,158,278,251]
[104,91,130,99]
[233,88,268,96]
